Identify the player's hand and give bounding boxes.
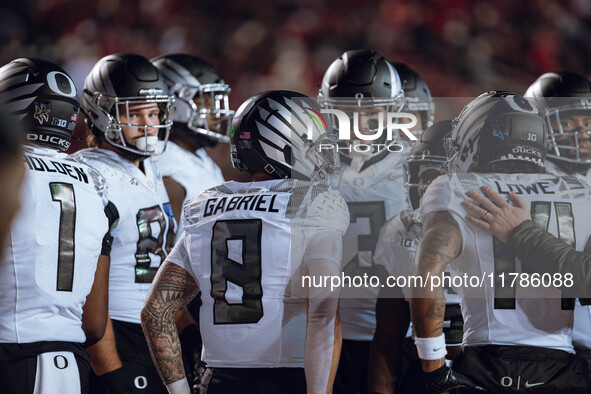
[461,186,531,243]
[424,365,486,394]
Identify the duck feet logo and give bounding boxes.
[33,103,50,124]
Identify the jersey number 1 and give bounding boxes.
[50,183,76,292]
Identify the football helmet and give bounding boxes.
[318,49,405,163]
[525,71,591,165]
[448,91,547,174]
[231,90,339,181]
[404,120,451,210]
[151,54,234,147]
[391,62,434,137]
[0,58,79,151]
[82,53,174,160]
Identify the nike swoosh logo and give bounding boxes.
[432,347,443,352]
[524,381,545,388]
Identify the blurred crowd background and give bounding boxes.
[2,0,591,176]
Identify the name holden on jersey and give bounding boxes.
[306,110,418,153]
[23,154,89,184]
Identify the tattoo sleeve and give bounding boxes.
[410,211,461,338]
[141,261,200,385]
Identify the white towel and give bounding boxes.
[33,351,81,394]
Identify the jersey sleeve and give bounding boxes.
[71,155,110,207]
[71,154,117,256]
[420,174,473,261]
[301,187,349,266]
[164,232,197,284]
[180,186,218,228]
[420,175,453,216]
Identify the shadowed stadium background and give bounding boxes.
[2,0,590,178]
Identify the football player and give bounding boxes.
[411,92,591,393]
[318,53,433,393]
[525,73,591,365]
[391,62,435,139]
[525,72,591,182]
[368,120,461,394]
[151,54,231,222]
[141,91,349,394]
[150,53,234,391]
[77,53,177,393]
[0,59,116,394]
[0,108,24,253]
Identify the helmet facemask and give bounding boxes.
[318,95,405,166]
[403,98,435,138]
[304,130,341,185]
[174,82,234,143]
[88,90,174,158]
[545,100,591,165]
[404,153,446,210]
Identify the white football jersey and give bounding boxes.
[166,179,349,368]
[196,148,225,183]
[158,142,225,237]
[422,172,591,352]
[74,149,176,324]
[338,150,410,340]
[0,146,109,344]
[158,141,225,201]
[374,209,422,301]
[545,159,591,350]
[374,209,462,345]
[546,160,591,185]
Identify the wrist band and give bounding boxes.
[414,333,447,360]
[166,378,191,394]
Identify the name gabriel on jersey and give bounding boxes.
[203,194,281,217]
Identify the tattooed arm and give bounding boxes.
[409,211,461,372]
[141,261,200,386]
